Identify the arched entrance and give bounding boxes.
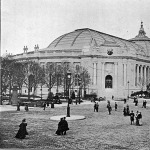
[105,75,113,88]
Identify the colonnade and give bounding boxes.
[135,64,150,87]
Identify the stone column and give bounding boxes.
[144,66,146,84]
[93,63,96,85]
[133,64,136,87]
[137,64,139,86]
[101,62,105,89]
[114,62,118,89]
[124,63,126,86]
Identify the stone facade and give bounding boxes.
[11,23,150,99]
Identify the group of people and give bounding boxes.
[94,102,99,112]
[123,104,130,116]
[15,117,69,139]
[17,102,29,112]
[130,111,142,126]
[55,117,69,135]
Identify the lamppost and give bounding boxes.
[127,81,130,100]
[78,78,81,104]
[40,86,42,100]
[66,72,71,117]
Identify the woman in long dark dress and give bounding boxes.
[56,118,63,135]
[15,119,28,139]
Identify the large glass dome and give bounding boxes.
[44,28,142,53]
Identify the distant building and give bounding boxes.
[10,22,150,99]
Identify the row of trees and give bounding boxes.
[1,57,91,103]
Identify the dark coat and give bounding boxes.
[56,119,69,135]
[15,123,28,139]
[130,112,135,121]
[61,120,69,131]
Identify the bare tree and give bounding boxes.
[45,62,57,94]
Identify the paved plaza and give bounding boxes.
[0,98,150,150]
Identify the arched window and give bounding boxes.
[105,75,113,88]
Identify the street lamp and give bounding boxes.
[66,72,71,117]
[78,78,82,104]
[127,81,130,100]
[40,86,42,100]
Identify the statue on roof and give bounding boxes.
[137,21,146,37]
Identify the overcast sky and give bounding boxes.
[1,0,150,56]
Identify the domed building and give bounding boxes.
[11,22,150,99]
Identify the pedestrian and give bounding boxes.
[17,102,20,111]
[126,104,130,116]
[94,102,97,112]
[115,102,117,111]
[123,107,127,116]
[135,98,138,106]
[124,98,126,104]
[144,100,147,108]
[107,104,112,115]
[15,118,28,139]
[135,111,139,126]
[61,117,69,135]
[112,95,114,100]
[55,118,63,135]
[129,110,135,125]
[25,104,29,111]
[138,112,142,126]
[96,102,99,112]
[47,102,49,107]
[43,102,46,110]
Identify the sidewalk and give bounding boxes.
[0,100,94,112]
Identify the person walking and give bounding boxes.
[15,118,28,139]
[115,102,117,111]
[129,110,135,125]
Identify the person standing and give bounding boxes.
[56,118,63,135]
[123,107,127,116]
[138,112,142,126]
[96,102,99,112]
[126,104,130,116]
[15,118,28,139]
[135,98,138,106]
[17,102,20,111]
[135,111,139,126]
[115,102,117,111]
[129,110,135,125]
[25,104,29,112]
[94,102,97,112]
[43,102,46,110]
[61,117,69,135]
[107,104,112,115]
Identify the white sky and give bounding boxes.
[1,0,150,56]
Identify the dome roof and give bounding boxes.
[129,22,150,56]
[42,28,144,53]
